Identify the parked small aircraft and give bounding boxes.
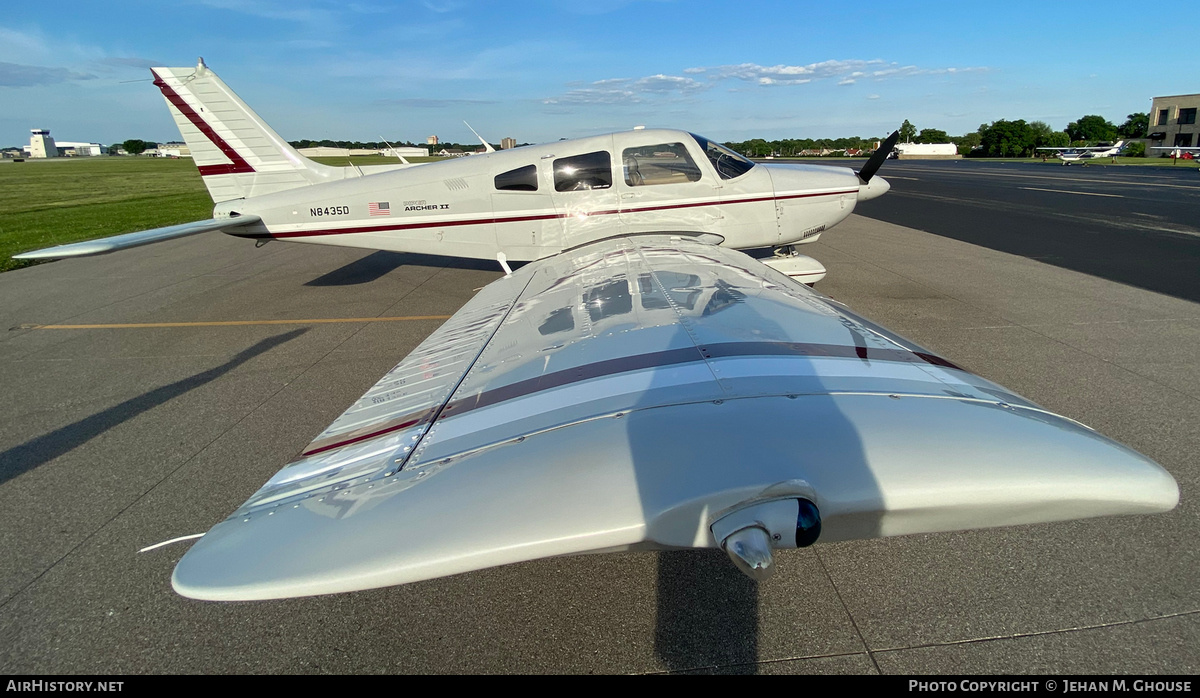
[17,59,896,285]
[1037,141,1125,164]
[1152,146,1199,160]
[16,61,1178,599]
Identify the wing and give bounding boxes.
[173,235,1178,600]
[1037,145,1118,152]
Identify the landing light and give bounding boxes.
[723,526,775,581]
[711,497,823,582]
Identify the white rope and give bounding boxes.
[138,533,204,553]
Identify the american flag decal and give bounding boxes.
[368,201,390,216]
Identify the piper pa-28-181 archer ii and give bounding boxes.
[17,60,1178,600]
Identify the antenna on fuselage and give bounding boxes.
[464,121,495,153]
[379,136,411,165]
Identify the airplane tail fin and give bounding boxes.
[151,59,339,203]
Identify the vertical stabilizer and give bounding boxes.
[151,59,340,202]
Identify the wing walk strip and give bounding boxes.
[300,341,963,457]
[260,189,860,240]
[336,274,540,467]
[20,316,453,330]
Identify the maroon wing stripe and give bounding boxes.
[299,340,962,456]
[152,70,255,176]
[437,341,964,419]
[300,408,436,457]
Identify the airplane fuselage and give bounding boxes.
[217,129,884,262]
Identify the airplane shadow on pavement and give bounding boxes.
[655,550,759,674]
[0,328,307,487]
[624,280,879,674]
[304,250,514,286]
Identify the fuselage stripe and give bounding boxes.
[265,189,860,239]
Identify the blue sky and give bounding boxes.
[0,0,1188,148]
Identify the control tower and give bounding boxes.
[29,129,58,158]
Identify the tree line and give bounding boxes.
[726,113,1151,159]
[288,139,424,150]
[287,139,537,153]
[96,113,1153,161]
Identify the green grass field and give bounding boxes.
[0,157,212,273]
[0,155,447,273]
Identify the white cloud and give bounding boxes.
[696,60,886,85]
[0,27,49,63]
[687,60,987,87]
[633,74,707,94]
[191,0,338,24]
[544,73,706,105]
[96,57,161,70]
[548,0,673,15]
[374,97,498,108]
[0,61,96,87]
[420,0,463,11]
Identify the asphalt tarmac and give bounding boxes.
[854,158,1200,302]
[0,164,1196,674]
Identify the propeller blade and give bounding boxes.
[858,130,900,184]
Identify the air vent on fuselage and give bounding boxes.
[444,178,469,191]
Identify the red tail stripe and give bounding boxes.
[152,70,255,176]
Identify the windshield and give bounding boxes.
[690,133,756,180]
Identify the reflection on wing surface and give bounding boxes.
[173,235,1178,601]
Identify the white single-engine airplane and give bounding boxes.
[17,61,1178,600]
[1037,141,1125,164]
[17,58,896,285]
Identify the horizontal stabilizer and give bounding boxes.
[14,216,262,259]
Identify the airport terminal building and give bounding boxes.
[1148,93,1199,148]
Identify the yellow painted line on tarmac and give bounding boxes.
[19,315,453,330]
[1019,187,1123,198]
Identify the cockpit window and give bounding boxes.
[690,133,756,180]
[553,151,613,192]
[495,165,538,191]
[622,143,702,186]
